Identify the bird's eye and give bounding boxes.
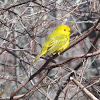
[64,29,66,31]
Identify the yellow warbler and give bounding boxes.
[33,25,70,62]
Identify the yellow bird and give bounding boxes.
[33,25,70,62]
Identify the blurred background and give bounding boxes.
[0,0,100,100]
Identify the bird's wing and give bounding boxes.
[45,34,67,55]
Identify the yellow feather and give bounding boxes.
[33,25,70,62]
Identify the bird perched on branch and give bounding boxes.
[33,25,70,62]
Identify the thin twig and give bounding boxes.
[71,78,99,100]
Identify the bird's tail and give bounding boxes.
[33,52,43,62]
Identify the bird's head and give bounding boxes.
[56,25,70,36]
